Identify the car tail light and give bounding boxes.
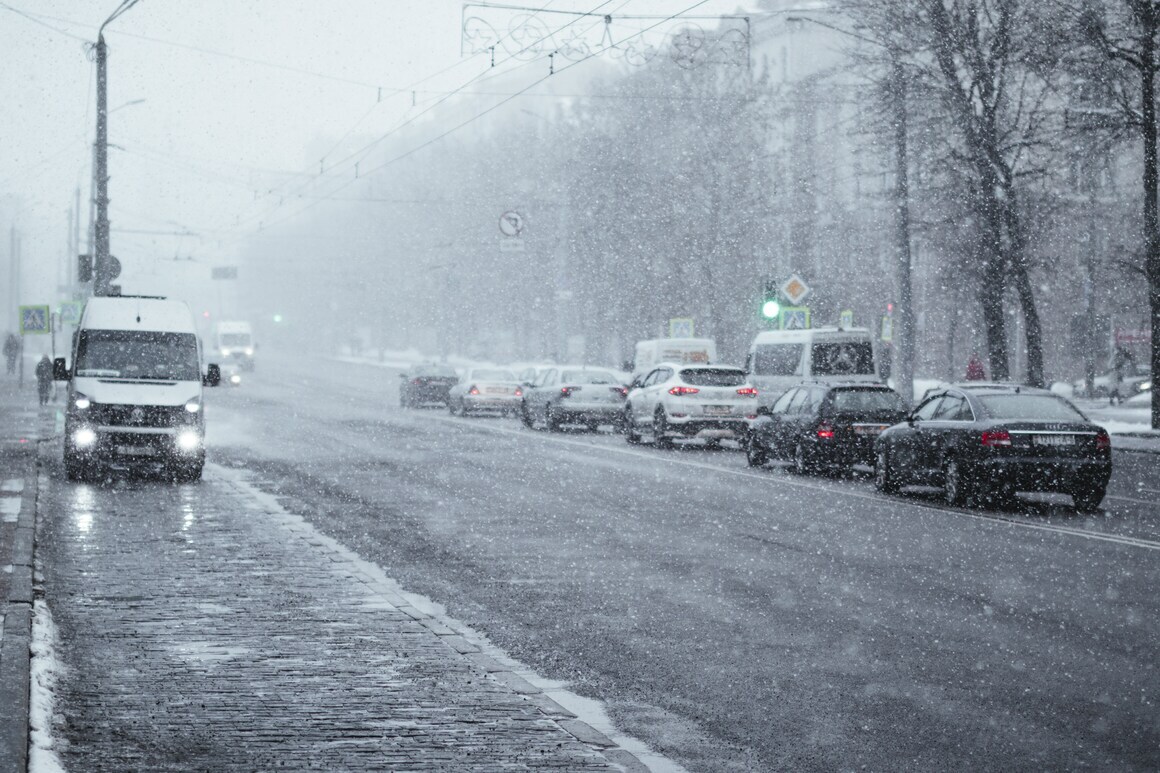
[612,386,628,397]
[1095,429,1111,450]
[411,378,423,385]
[468,385,480,396]
[736,387,758,397]
[514,387,523,397]
[981,429,1012,447]
[816,421,835,439]
[560,386,577,397]
[669,386,700,396]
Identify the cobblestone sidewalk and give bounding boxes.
[36,461,649,771]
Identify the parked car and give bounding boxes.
[1072,365,1151,398]
[747,382,907,474]
[447,367,522,417]
[520,366,627,431]
[399,363,458,407]
[623,363,758,448]
[873,384,1112,511]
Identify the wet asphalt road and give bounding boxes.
[185,354,1159,770]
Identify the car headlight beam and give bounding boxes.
[73,427,97,448]
[176,429,202,452]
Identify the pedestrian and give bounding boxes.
[4,333,19,375]
[965,352,986,381]
[34,352,53,403]
[35,355,53,405]
[1109,348,1126,406]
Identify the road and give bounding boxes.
[44,352,1160,771]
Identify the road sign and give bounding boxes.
[881,315,894,342]
[780,306,810,330]
[59,301,83,325]
[669,318,695,338]
[781,274,811,305]
[212,266,238,280]
[839,309,854,328]
[1115,328,1151,345]
[499,211,525,236]
[19,305,51,335]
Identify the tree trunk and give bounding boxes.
[1004,198,1045,387]
[1141,3,1160,429]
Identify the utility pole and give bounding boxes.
[93,31,111,296]
[91,0,141,297]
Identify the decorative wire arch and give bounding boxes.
[461,5,749,70]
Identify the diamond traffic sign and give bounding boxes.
[781,274,811,305]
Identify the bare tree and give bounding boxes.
[1072,0,1160,428]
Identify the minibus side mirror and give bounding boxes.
[53,357,69,382]
[205,363,221,387]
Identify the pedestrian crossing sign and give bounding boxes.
[59,301,83,325]
[779,306,810,330]
[19,305,51,335]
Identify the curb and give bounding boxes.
[0,439,40,773]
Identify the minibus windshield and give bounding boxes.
[76,330,200,380]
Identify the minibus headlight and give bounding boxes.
[175,430,202,452]
[73,393,91,410]
[184,399,201,414]
[73,427,96,448]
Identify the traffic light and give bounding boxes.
[761,280,780,320]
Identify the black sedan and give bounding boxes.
[398,363,459,408]
[873,384,1112,511]
[747,382,908,474]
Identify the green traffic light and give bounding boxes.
[762,300,780,319]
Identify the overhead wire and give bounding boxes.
[218,0,716,248]
[225,0,625,234]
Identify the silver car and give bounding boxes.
[624,363,759,447]
[447,368,522,417]
[520,366,627,431]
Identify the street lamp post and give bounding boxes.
[786,16,915,403]
[92,0,142,297]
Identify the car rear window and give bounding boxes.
[977,394,1087,421]
[472,369,516,381]
[680,368,746,387]
[561,370,619,384]
[752,344,803,376]
[412,365,456,377]
[811,342,875,376]
[827,389,905,414]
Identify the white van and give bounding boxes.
[632,338,716,377]
[214,320,255,371]
[744,327,878,403]
[54,296,221,481]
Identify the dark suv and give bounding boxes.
[747,382,908,474]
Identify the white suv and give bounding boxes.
[623,363,758,447]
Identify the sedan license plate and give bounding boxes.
[1033,434,1074,446]
[485,387,509,395]
[116,445,154,457]
[854,424,887,436]
[703,405,732,416]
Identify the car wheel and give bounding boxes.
[653,409,674,449]
[173,459,204,483]
[624,408,642,444]
[943,459,973,506]
[520,403,534,428]
[545,404,562,432]
[746,436,768,468]
[1072,485,1106,513]
[875,449,900,494]
[65,456,87,482]
[448,400,458,416]
[792,442,813,475]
